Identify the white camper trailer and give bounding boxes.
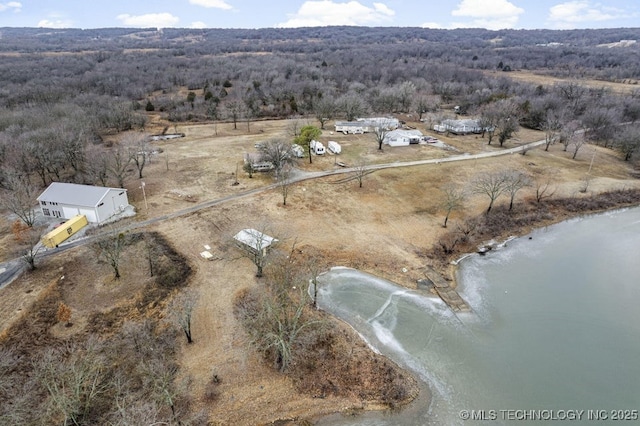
[327,141,341,154]
[310,140,326,155]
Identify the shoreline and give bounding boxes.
[310,201,640,425]
[436,194,640,293]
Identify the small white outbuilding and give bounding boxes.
[233,228,278,256]
[37,182,130,224]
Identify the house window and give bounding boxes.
[41,201,47,206]
[43,208,50,216]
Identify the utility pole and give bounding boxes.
[140,181,148,210]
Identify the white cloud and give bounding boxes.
[37,18,73,28]
[547,1,626,29]
[421,22,444,29]
[451,0,524,29]
[190,21,208,29]
[189,0,232,10]
[117,13,180,28]
[0,2,22,13]
[277,1,395,28]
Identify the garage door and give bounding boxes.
[62,207,97,223]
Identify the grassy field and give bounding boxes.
[1,114,639,424]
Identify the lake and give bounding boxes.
[315,207,640,425]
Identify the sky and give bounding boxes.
[0,0,638,31]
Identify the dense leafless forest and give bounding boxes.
[1,26,639,190]
[1,26,640,425]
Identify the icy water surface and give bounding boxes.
[315,207,640,425]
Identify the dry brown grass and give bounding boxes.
[482,69,640,94]
[1,115,639,424]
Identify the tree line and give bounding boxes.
[1,25,639,231]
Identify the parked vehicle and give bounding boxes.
[310,140,326,155]
[291,144,305,158]
[327,141,341,154]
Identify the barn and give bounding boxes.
[37,182,130,224]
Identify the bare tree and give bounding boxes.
[395,81,416,113]
[84,146,110,186]
[372,118,396,151]
[258,139,298,178]
[234,247,321,372]
[286,117,305,137]
[354,160,374,188]
[542,109,563,151]
[478,106,498,143]
[36,339,108,426]
[582,105,620,146]
[471,171,509,214]
[313,97,336,129]
[307,255,322,308]
[57,120,91,177]
[613,124,640,161]
[170,290,198,344]
[533,170,557,203]
[555,81,588,117]
[0,173,38,227]
[279,168,293,206]
[123,132,150,179]
[503,170,531,210]
[18,226,45,270]
[338,93,368,121]
[108,144,132,189]
[480,99,519,146]
[143,233,160,277]
[496,114,519,147]
[224,98,244,130]
[141,358,181,423]
[570,128,587,159]
[415,94,440,121]
[440,184,466,228]
[93,228,129,279]
[244,93,260,133]
[233,226,278,278]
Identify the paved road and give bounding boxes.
[0,139,546,288]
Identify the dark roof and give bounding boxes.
[37,183,126,208]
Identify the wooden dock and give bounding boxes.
[423,266,470,313]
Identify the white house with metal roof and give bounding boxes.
[37,182,130,224]
[383,129,424,147]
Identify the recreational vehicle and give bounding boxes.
[310,140,326,155]
[327,141,341,154]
